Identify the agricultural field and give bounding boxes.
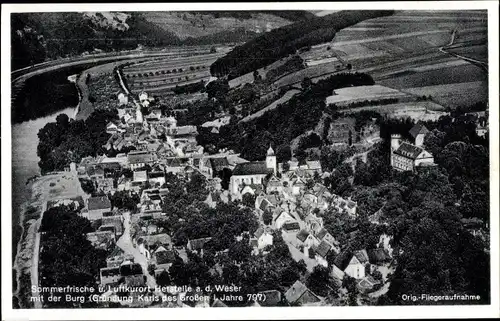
[402,81,487,110]
[447,44,488,63]
[325,85,410,106]
[377,63,487,89]
[342,101,448,121]
[122,49,226,95]
[326,10,489,110]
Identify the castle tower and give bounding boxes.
[390,134,401,166]
[266,144,277,174]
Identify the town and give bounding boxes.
[10,9,491,310]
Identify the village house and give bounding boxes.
[296,229,319,249]
[127,150,157,170]
[99,266,121,287]
[152,246,177,276]
[273,208,297,230]
[284,280,321,306]
[311,240,333,267]
[250,226,273,251]
[85,196,112,221]
[187,237,212,255]
[256,290,282,306]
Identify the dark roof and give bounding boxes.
[127,151,155,164]
[120,263,143,276]
[334,251,353,271]
[212,298,228,307]
[210,157,230,172]
[409,123,429,139]
[296,230,310,242]
[188,237,212,251]
[393,142,424,160]
[316,228,329,240]
[100,266,120,277]
[88,196,111,211]
[313,240,332,258]
[354,249,370,264]
[283,222,300,231]
[254,227,265,239]
[367,248,391,264]
[233,161,273,176]
[155,250,177,265]
[258,290,282,306]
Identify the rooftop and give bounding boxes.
[88,196,111,211]
[233,161,273,176]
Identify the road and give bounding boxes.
[439,29,488,72]
[116,212,174,305]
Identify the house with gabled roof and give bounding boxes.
[409,122,429,147]
[284,280,321,306]
[316,228,339,252]
[153,246,177,275]
[296,229,318,248]
[257,290,282,306]
[250,226,273,251]
[273,208,296,230]
[336,249,371,279]
[311,240,332,267]
[85,196,112,221]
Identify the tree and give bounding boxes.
[156,270,171,286]
[301,77,312,91]
[262,210,273,226]
[307,265,331,297]
[242,193,256,208]
[228,239,252,263]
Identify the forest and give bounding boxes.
[37,110,118,173]
[209,10,394,79]
[39,205,107,308]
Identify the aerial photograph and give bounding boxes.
[7,7,493,312]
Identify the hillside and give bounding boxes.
[11,11,311,71]
[210,10,395,79]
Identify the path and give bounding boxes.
[116,212,171,303]
[439,28,488,72]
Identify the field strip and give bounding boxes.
[325,85,408,105]
[374,59,468,78]
[332,27,486,47]
[401,81,485,97]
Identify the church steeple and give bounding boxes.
[267,144,275,156]
[266,143,277,174]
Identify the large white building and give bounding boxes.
[390,123,434,172]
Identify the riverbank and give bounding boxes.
[13,171,90,309]
[75,60,143,120]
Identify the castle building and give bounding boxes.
[390,124,434,172]
[229,145,277,195]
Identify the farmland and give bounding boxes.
[325,10,488,110]
[342,101,448,121]
[121,47,229,95]
[325,85,410,106]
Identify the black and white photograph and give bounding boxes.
[2,2,499,319]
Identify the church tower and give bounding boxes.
[266,144,277,174]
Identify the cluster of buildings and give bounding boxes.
[390,123,435,172]
[67,90,414,306]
